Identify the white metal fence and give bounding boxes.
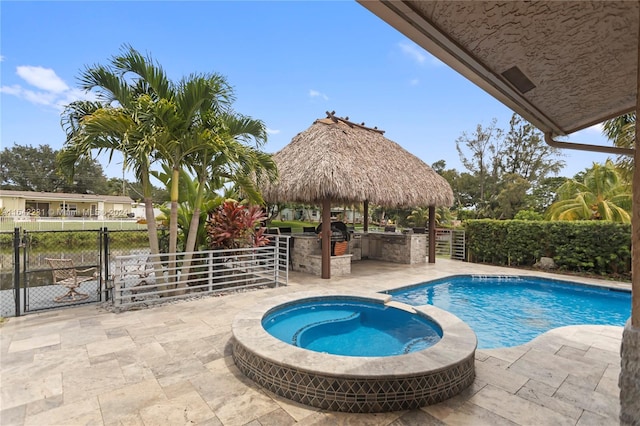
[0,216,146,231]
[110,236,289,310]
[428,229,466,260]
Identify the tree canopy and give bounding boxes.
[0,143,109,194]
[447,113,566,219]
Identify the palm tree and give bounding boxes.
[61,45,277,293]
[602,112,635,180]
[406,207,430,227]
[150,74,235,278]
[60,94,163,263]
[546,160,631,223]
[182,111,276,257]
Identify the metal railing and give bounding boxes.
[111,236,289,310]
[429,228,466,260]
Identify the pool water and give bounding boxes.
[262,299,442,357]
[386,275,631,349]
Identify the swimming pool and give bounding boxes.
[262,299,442,356]
[386,275,631,349]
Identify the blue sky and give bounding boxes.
[1,1,616,183]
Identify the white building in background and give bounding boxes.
[131,203,164,221]
[0,189,135,220]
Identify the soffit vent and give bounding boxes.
[501,66,536,94]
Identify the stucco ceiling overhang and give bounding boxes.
[358,1,638,138]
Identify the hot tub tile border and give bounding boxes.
[232,291,477,413]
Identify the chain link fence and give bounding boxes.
[1,228,153,317]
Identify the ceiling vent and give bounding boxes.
[501,66,536,94]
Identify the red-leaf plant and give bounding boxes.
[207,200,269,250]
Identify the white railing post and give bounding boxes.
[114,258,122,307]
[207,251,213,292]
[274,237,280,286]
[284,235,289,286]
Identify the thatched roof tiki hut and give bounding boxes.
[261,111,454,278]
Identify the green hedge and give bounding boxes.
[465,220,631,276]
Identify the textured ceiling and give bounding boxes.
[359,1,638,136]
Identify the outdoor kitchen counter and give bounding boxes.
[359,231,427,264]
[289,234,352,276]
[289,231,427,277]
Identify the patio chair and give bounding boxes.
[122,256,154,282]
[45,258,97,302]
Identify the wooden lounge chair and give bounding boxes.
[45,258,96,302]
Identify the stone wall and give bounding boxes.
[363,233,427,264]
[291,235,352,276]
[619,320,640,425]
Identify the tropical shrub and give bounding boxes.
[206,201,269,249]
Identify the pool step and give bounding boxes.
[403,336,440,354]
[293,312,361,348]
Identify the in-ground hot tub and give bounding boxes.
[232,291,477,413]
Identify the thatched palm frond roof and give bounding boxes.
[260,113,454,207]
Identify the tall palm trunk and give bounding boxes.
[140,171,166,289]
[168,165,180,289]
[175,175,207,293]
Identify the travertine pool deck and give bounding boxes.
[0,259,628,425]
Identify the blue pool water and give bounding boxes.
[262,299,442,357]
[386,275,631,349]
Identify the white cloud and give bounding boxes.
[2,65,94,111]
[0,55,4,62]
[586,123,604,133]
[266,128,281,135]
[399,42,427,64]
[409,78,420,86]
[309,89,329,101]
[0,84,21,96]
[17,66,69,93]
[398,41,443,67]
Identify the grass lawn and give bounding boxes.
[267,220,378,233]
[267,220,317,233]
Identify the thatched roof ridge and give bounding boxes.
[260,115,454,207]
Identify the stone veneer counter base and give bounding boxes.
[232,290,477,413]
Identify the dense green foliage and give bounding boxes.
[0,143,109,193]
[466,219,631,276]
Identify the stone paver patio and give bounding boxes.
[0,259,628,425]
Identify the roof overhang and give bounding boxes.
[358,1,638,138]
